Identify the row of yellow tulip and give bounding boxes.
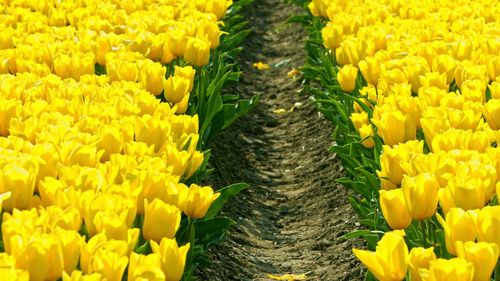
[307,0,500,280]
[0,0,235,280]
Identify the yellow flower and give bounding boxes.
[0,191,11,212]
[409,247,436,281]
[419,258,474,281]
[372,110,416,146]
[0,162,37,211]
[139,60,167,96]
[151,238,190,281]
[456,241,499,281]
[196,19,222,49]
[174,93,190,114]
[353,230,409,281]
[143,199,181,242]
[379,189,411,230]
[53,228,84,274]
[322,23,343,50]
[90,250,128,281]
[436,208,477,256]
[350,112,369,132]
[489,82,500,99]
[476,206,500,249]
[166,29,188,57]
[0,98,21,136]
[402,173,439,220]
[446,177,486,211]
[179,184,220,218]
[184,37,210,67]
[93,210,129,241]
[128,253,165,281]
[174,66,196,92]
[15,233,65,281]
[431,54,456,84]
[62,271,104,281]
[337,64,358,92]
[164,76,191,104]
[358,56,381,85]
[483,99,500,130]
[377,141,423,189]
[359,124,375,148]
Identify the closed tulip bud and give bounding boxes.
[409,247,436,281]
[483,99,500,130]
[456,241,499,281]
[337,64,358,92]
[476,206,500,249]
[358,124,375,148]
[335,47,349,66]
[53,228,84,274]
[358,56,381,85]
[184,37,210,67]
[174,93,190,114]
[432,54,456,84]
[379,189,412,230]
[353,230,409,281]
[419,258,474,281]
[174,66,196,92]
[151,238,190,281]
[402,173,439,220]
[16,234,65,281]
[179,184,220,218]
[139,61,167,96]
[143,199,181,242]
[322,23,343,50]
[166,29,188,57]
[128,253,165,281]
[184,150,204,178]
[164,76,190,104]
[436,208,477,255]
[447,177,485,211]
[1,162,37,211]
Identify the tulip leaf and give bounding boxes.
[134,241,151,255]
[195,217,236,248]
[205,183,249,219]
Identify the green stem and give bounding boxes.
[495,262,500,280]
[183,217,196,280]
[420,220,427,248]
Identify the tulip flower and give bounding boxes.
[418,258,474,281]
[489,82,500,99]
[179,184,220,219]
[53,228,84,274]
[322,23,343,50]
[377,141,423,189]
[350,112,369,132]
[62,270,104,281]
[174,66,196,92]
[337,64,358,92]
[196,19,222,49]
[409,247,436,281]
[446,177,486,211]
[184,37,210,67]
[174,92,190,114]
[164,76,191,104]
[166,29,188,57]
[139,60,167,96]
[151,238,190,281]
[1,162,37,211]
[432,54,456,84]
[483,99,500,130]
[128,253,166,281]
[93,210,129,241]
[436,208,477,255]
[358,124,375,148]
[379,189,411,230]
[0,98,21,136]
[353,230,409,281]
[143,199,181,242]
[476,206,500,249]
[456,241,499,281]
[15,233,65,281]
[371,109,417,146]
[419,72,448,90]
[358,56,381,85]
[402,173,439,220]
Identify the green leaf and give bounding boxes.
[195,217,236,248]
[134,240,151,254]
[205,183,249,219]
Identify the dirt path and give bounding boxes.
[197,0,363,280]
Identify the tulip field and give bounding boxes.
[298,0,500,280]
[1,0,500,280]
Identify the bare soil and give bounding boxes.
[197,0,364,280]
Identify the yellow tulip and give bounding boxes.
[461,79,486,104]
[358,124,375,148]
[174,66,196,92]
[353,230,409,281]
[93,210,129,241]
[371,110,416,146]
[184,37,210,67]
[483,99,500,130]
[446,177,486,211]
[358,56,381,85]
[0,98,21,136]
[436,208,477,256]
[139,60,167,96]
[179,184,220,218]
[379,189,411,230]
[409,247,436,281]
[128,253,166,281]
[196,19,222,49]
[143,199,181,242]
[164,76,191,104]
[402,173,439,220]
[419,72,448,90]
[166,29,188,57]
[456,241,499,281]
[90,250,128,281]
[337,64,358,92]
[476,206,500,249]
[0,191,11,212]
[418,258,474,281]
[322,23,343,50]
[377,141,423,189]
[350,112,369,132]
[151,238,190,281]
[53,228,84,274]
[432,54,456,84]
[487,56,499,81]
[489,82,500,99]
[0,162,37,211]
[174,92,190,114]
[15,234,64,281]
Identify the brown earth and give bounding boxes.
[197,0,364,280]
